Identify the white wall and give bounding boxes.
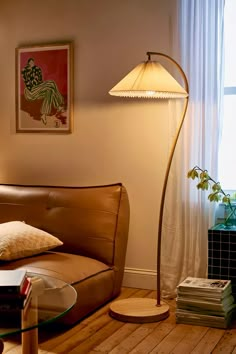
[0,0,178,289]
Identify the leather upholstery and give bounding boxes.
[0,183,130,325]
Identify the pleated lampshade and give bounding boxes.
[109,60,188,99]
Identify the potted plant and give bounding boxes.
[187,166,236,228]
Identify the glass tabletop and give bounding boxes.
[0,272,77,338]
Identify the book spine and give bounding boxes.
[0,286,22,294]
[0,275,29,295]
[0,302,23,310]
[0,298,28,310]
[0,291,32,310]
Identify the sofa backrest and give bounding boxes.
[0,183,130,267]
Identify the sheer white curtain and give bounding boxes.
[161,0,225,298]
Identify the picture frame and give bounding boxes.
[15,42,73,133]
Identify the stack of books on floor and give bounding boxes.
[176,277,236,328]
[0,269,32,311]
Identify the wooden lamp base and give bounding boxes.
[109,298,169,323]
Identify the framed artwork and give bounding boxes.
[15,42,73,133]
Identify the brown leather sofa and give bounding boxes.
[0,183,130,325]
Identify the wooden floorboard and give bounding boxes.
[2,287,236,354]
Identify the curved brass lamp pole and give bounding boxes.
[150,53,189,305]
[109,51,189,323]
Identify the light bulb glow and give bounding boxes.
[146,91,156,96]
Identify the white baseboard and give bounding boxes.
[122,267,156,290]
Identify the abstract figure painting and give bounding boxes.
[16,42,73,133]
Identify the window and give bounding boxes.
[218,0,236,191]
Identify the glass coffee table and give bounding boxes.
[0,272,77,354]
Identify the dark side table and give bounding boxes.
[208,224,236,299]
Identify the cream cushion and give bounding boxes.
[0,221,63,261]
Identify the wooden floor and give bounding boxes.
[2,287,236,353]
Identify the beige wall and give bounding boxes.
[0,0,177,288]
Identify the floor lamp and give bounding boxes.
[108,51,189,323]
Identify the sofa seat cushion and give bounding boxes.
[0,251,115,325]
[0,251,112,285]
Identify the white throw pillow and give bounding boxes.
[0,221,63,261]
